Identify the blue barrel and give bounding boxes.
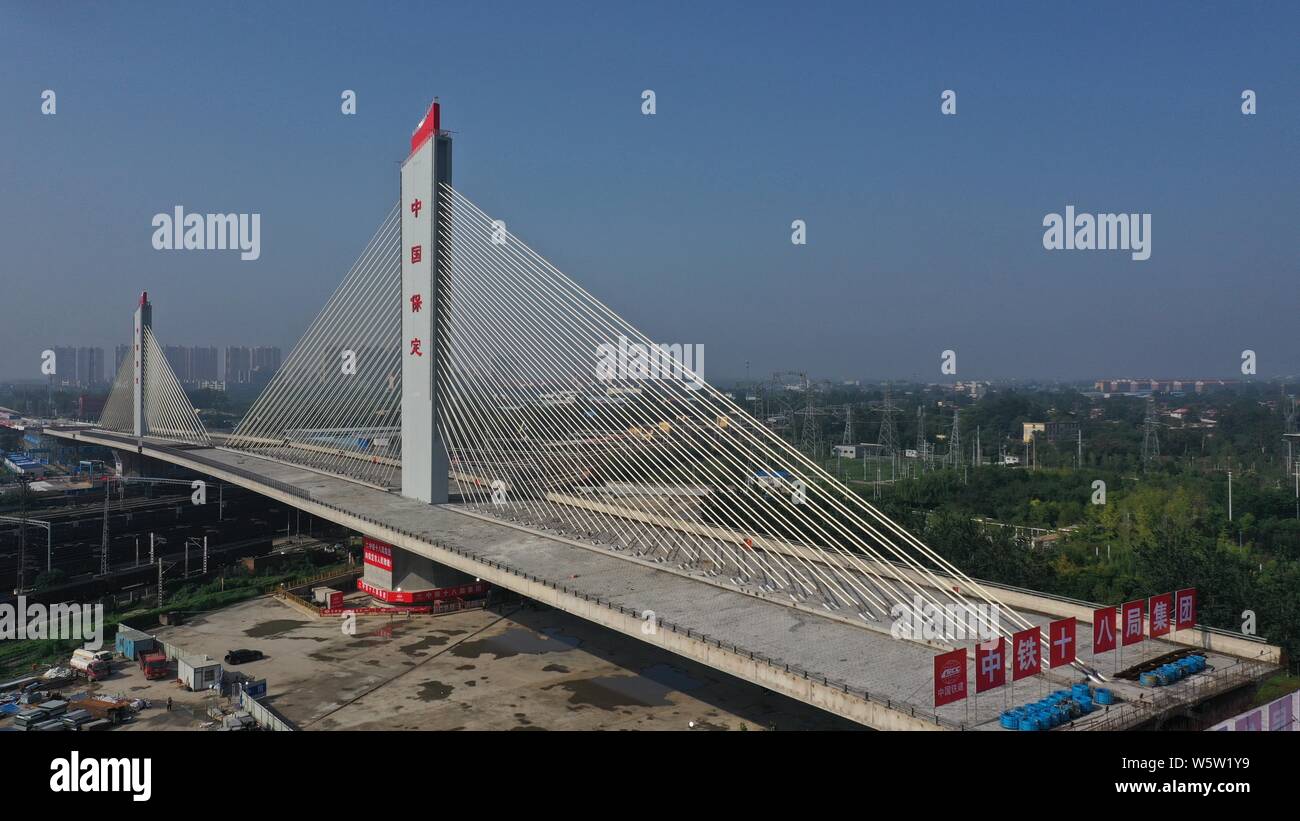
[1019,715,1041,731]
[1000,710,1021,729]
[1140,672,1159,687]
[1095,687,1114,705]
[1074,696,1093,714]
[1072,683,1091,699]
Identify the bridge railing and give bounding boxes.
[79,427,963,728]
[301,497,967,729]
[149,442,314,502]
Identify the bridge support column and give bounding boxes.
[358,536,476,604]
[399,100,451,504]
[132,291,151,437]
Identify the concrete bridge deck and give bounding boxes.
[45,427,1281,730]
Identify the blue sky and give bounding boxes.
[1,0,1296,382]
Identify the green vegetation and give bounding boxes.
[756,380,1300,669]
[0,560,351,680]
[1253,672,1300,707]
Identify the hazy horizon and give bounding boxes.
[2,1,1296,385]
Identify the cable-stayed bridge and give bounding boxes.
[44,103,1279,730]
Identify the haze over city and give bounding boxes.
[2,1,1296,383]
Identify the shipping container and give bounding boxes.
[177,655,222,691]
[115,625,157,660]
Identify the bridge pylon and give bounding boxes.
[132,290,152,437]
[400,100,451,504]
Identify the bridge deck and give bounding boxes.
[46,428,1276,729]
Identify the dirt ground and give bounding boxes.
[81,594,857,731]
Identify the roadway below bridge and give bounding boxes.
[43,427,1282,730]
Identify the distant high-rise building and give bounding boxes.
[225,346,251,383]
[50,346,105,387]
[253,346,281,372]
[191,346,219,382]
[115,344,131,374]
[223,345,280,384]
[164,345,191,383]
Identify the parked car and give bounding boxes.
[224,649,264,665]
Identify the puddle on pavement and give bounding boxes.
[639,664,705,693]
[244,619,307,638]
[416,680,454,702]
[541,664,702,711]
[399,635,450,655]
[449,627,580,660]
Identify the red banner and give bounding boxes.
[1149,592,1173,637]
[1048,617,1076,668]
[1174,588,1197,630]
[933,648,967,707]
[321,606,433,616]
[1092,606,1117,654]
[1121,600,1145,646]
[362,537,393,571]
[357,577,489,604]
[975,637,1006,694]
[1011,626,1040,681]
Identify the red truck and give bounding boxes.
[139,652,170,681]
[70,649,110,681]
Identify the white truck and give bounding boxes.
[69,648,110,682]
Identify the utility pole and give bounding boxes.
[916,406,926,474]
[877,382,900,481]
[203,536,209,574]
[1227,470,1233,522]
[15,474,31,592]
[948,407,961,469]
[157,558,164,608]
[1142,396,1160,471]
[797,375,821,460]
[99,476,111,575]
